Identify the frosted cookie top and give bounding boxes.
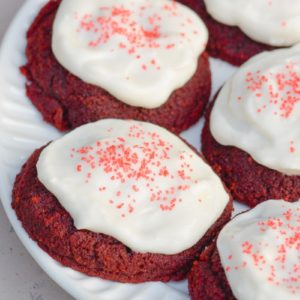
[204,0,300,46]
[52,0,208,108]
[210,45,300,175]
[218,200,300,300]
[37,119,229,254]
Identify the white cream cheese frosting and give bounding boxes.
[52,0,208,108]
[203,0,300,46]
[210,45,300,175]
[37,119,229,255]
[218,200,300,300]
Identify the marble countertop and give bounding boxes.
[0,1,73,299]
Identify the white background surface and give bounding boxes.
[0,1,73,299]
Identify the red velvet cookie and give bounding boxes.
[201,103,300,208]
[21,0,211,133]
[12,119,232,283]
[195,0,273,66]
[189,200,300,299]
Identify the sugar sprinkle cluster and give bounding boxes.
[238,62,300,119]
[237,61,300,154]
[69,124,199,218]
[224,205,300,294]
[74,0,200,71]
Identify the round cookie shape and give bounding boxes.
[218,200,300,300]
[210,45,300,176]
[204,0,300,47]
[12,119,232,283]
[37,119,230,255]
[188,200,300,300]
[52,0,208,108]
[21,0,211,133]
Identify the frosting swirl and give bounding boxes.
[37,119,229,254]
[210,45,300,175]
[52,0,208,108]
[204,0,300,46]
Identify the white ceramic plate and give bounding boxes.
[0,0,247,299]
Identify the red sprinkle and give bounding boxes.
[226,205,300,293]
[73,1,201,73]
[240,62,300,119]
[238,62,300,154]
[70,124,198,218]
